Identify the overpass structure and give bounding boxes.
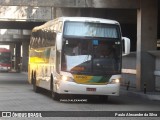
[0,0,159,92]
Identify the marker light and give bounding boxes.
[62,76,68,81]
[61,75,74,82]
[110,79,120,84]
[115,79,120,83]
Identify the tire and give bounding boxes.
[32,71,40,93]
[31,71,34,84]
[50,74,60,101]
[52,92,60,101]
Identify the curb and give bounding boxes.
[120,88,160,101]
[120,89,148,99]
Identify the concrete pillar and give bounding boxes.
[15,43,21,72]
[22,40,29,72]
[136,0,157,91]
[52,7,56,19]
[55,8,81,18]
[9,44,15,56]
[9,43,15,69]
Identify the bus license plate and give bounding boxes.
[86,88,96,92]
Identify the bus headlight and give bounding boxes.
[62,76,68,81]
[110,79,120,84]
[61,75,74,82]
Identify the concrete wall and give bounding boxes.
[155,57,160,91]
[0,6,52,21]
[92,0,139,9]
[0,0,139,8]
[122,53,136,87]
[150,51,160,91]
[122,51,160,91]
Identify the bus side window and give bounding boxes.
[56,50,61,74]
[51,32,56,46]
[33,37,37,48]
[43,32,47,47]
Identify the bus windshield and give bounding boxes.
[64,21,119,38]
[62,39,121,75]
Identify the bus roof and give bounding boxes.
[58,17,119,24]
[32,17,119,32]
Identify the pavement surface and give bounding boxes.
[0,72,160,120]
[7,70,160,101]
[10,71,160,101]
[120,86,160,101]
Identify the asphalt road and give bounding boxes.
[0,72,160,120]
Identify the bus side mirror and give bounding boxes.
[56,33,62,51]
[122,37,130,56]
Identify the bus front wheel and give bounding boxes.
[52,92,60,101]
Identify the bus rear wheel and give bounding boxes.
[32,71,40,93]
[50,75,60,101]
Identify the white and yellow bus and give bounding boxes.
[28,17,130,101]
